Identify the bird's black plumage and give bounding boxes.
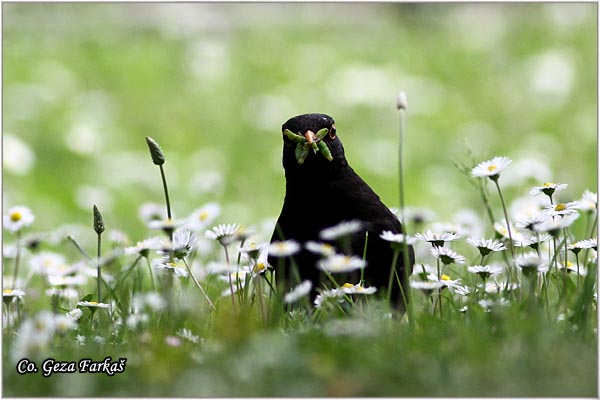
[269,113,414,308]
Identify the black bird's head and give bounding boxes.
[280,113,346,172]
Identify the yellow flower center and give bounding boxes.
[253,262,266,273]
[57,265,70,273]
[88,301,98,305]
[555,203,567,212]
[565,261,573,267]
[342,283,354,289]
[275,243,286,251]
[10,211,22,222]
[199,211,209,221]
[543,182,555,187]
[487,165,497,172]
[3,289,13,295]
[441,274,451,281]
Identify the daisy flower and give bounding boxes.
[132,293,166,312]
[471,156,512,179]
[319,220,362,241]
[409,280,445,291]
[411,263,437,278]
[415,229,460,247]
[284,280,313,304]
[467,265,504,280]
[165,336,182,347]
[29,252,67,275]
[478,298,510,312]
[568,238,597,253]
[108,230,129,247]
[431,247,466,265]
[148,218,181,233]
[176,328,200,343]
[125,237,162,258]
[533,213,579,235]
[515,214,546,232]
[238,242,266,262]
[66,308,83,321]
[485,281,520,294]
[380,231,417,250]
[45,288,79,299]
[529,182,568,198]
[314,288,345,308]
[138,203,167,226]
[466,238,507,257]
[427,273,463,289]
[218,268,250,284]
[251,260,269,277]
[185,203,221,231]
[430,221,471,238]
[3,206,35,233]
[317,254,366,273]
[3,288,25,302]
[268,240,301,258]
[557,261,587,276]
[45,261,80,277]
[54,315,77,333]
[153,259,189,277]
[515,252,547,276]
[77,301,110,309]
[340,282,377,295]
[510,196,545,223]
[205,223,242,246]
[578,189,597,212]
[514,233,552,248]
[305,241,336,256]
[542,201,580,217]
[47,274,88,287]
[171,229,199,259]
[394,206,437,226]
[493,221,524,242]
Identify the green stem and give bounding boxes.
[182,258,216,311]
[223,244,237,313]
[562,228,569,296]
[492,177,515,282]
[575,253,581,288]
[67,235,93,261]
[397,104,414,326]
[12,231,21,289]
[145,256,157,292]
[582,211,597,268]
[97,233,102,302]
[159,164,172,221]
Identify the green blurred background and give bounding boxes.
[3,2,597,239]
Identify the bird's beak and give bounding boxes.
[304,130,316,145]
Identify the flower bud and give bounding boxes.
[145,136,165,165]
[396,91,408,110]
[93,204,105,234]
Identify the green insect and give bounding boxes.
[283,128,333,164]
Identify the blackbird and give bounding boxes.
[269,113,414,308]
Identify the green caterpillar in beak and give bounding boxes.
[284,128,333,164]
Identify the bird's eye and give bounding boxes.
[328,125,337,139]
